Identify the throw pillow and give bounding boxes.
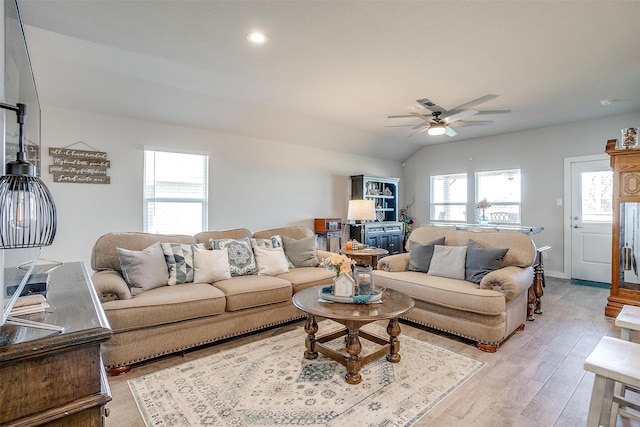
[427,245,468,280]
[193,247,232,283]
[210,237,258,276]
[465,239,509,284]
[282,235,319,268]
[251,235,294,268]
[407,237,445,272]
[161,242,205,285]
[253,246,290,276]
[116,242,168,291]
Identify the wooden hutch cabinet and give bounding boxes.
[605,139,640,317]
[349,175,404,255]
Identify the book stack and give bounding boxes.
[9,294,50,316]
[5,273,50,298]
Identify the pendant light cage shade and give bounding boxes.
[0,174,56,249]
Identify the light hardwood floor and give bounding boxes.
[105,277,640,426]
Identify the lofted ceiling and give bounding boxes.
[17,0,640,162]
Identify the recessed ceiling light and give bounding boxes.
[600,98,615,106]
[247,32,268,44]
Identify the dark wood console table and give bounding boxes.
[0,261,112,426]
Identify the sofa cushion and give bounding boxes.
[161,242,206,285]
[407,237,445,272]
[193,247,232,283]
[427,245,467,280]
[101,282,227,331]
[282,235,319,267]
[116,242,169,291]
[465,240,509,284]
[211,237,258,277]
[275,267,336,293]
[212,275,292,311]
[374,270,506,315]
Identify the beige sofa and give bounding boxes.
[375,226,536,352]
[91,226,334,374]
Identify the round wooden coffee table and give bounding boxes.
[292,285,414,384]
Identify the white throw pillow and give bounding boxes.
[253,246,290,276]
[427,245,468,280]
[193,247,232,283]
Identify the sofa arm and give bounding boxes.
[92,270,132,302]
[377,253,411,272]
[316,250,334,263]
[479,266,534,301]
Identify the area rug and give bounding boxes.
[128,322,485,426]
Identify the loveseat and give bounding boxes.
[90,226,335,374]
[375,226,536,352]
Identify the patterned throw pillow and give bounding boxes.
[161,242,206,285]
[210,237,258,277]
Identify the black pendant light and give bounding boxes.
[0,102,56,249]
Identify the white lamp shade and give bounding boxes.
[347,199,376,221]
[428,124,446,135]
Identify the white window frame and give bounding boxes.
[143,148,209,234]
[474,168,521,224]
[430,172,468,223]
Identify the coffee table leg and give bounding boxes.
[386,318,401,363]
[304,315,318,359]
[345,324,363,384]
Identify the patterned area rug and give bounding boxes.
[129,322,485,426]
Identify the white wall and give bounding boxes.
[31,106,402,268]
[402,111,640,277]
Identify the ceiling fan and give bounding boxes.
[387,94,510,138]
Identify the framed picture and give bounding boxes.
[333,273,355,297]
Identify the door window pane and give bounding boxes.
[581,171,613,222]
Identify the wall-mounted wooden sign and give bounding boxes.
[48,145,111,184]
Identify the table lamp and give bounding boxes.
[347,199,375,245]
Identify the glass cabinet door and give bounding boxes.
[620,202,640,290]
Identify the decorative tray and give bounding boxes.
[319,287,383,304]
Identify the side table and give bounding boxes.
[0,261,112,426]
[340,247,389,269]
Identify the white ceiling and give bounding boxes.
[17,0,640,162]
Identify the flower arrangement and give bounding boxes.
[476,198,491,223]
[322,254,354,277]
[476,198,492,210]
[400,198,415,240]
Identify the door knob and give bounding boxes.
[573,216,579,220]
[573,225,583,228]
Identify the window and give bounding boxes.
[475,169,521,224]
[581,170,613,222]
[430,173,467,222]
[144,150,208,234]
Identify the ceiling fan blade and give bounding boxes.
[410,112,436,124]
[445,126,457,137]
[416,98,448,114]
[442,108,478,124]
[407,124,431,138]
[412,122,428,130]
[449,120,493,127]
[450,94,498,111]
[387,114,416,119]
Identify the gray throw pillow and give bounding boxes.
[282,235,319,267]
[116,242,169,291]
[407,237,445,272]
[465,239,509,284]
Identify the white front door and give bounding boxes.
[570,158,613,283]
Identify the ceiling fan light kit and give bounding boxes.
[388,94,510,139]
